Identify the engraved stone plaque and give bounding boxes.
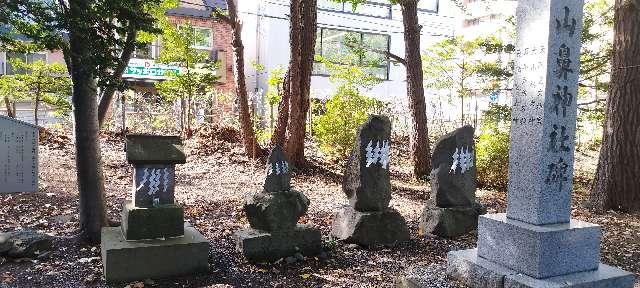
[0,115,39,193]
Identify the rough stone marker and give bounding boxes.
[398,0,634,288]
[331,115,409,247]
[419,125,486,238]
[443,1,635,287]
[0,115,38,193]
[235,146,321,262]
[101,135,209,283]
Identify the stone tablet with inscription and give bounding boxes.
[342,115,392,212]
[507,0,584,225]
[445,1,635,286]
[0,115,38,193]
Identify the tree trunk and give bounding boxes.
[590,1,640,212]
[121,92,126,134]
[284,0,317,167]
[66,0,108,244]
[34,92,40,127]
[400,0,431,179]
[4,96,15,118]
[97,29,137,128]
[272,72,290,146]
[225,0,264,158]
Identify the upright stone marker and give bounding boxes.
[101,135,209,283]
[419,125,486,238]
[446,1,635,287]
[331,115,409,246]
[0,115,38,193]
[235,146,322,262]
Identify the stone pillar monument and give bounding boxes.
[446,1,635,287]
[331,115,409,246]
[101,135,209,283]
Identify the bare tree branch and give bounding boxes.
[344,42,406,66]
[577,98,606,106]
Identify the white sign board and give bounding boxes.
[0,115,38,193]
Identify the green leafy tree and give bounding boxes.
[476,104,511,189]
[153,23,219,135]
[0,75,28,118]
[8,59,72,125]
[1,0,162,243]
[265,66,285,131]
[333,0,432,179]
[313,55,384,159]
[422,35,513,125]
[143,1,220,135]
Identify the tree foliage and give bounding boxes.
[313,55,385,159]
[1,0,163,243]
[150,1,220,135]
[1,0,162,95]
[6,59,72,123]
[422,35,513,123]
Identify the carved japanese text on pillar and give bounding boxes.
[545,6,578,191]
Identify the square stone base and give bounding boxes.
[101,224,209,283]
[447,249,635,288]
[419,205,483,238]
[235,225,321,262]
[121,200,184,240]
[331,206,409,247]
[478,214,601,278]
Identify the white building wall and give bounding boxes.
[237,0,460,106]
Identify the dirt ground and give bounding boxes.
[0,129,638,288]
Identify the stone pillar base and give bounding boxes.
[121,200,184,240]
[101,224,209,283]
[331,205,409,247]
[446,249,635,288]
[235,224,321,262]
[419,205,484,238]
[477,213,601,278]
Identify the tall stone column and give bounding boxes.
[445,1,635,287]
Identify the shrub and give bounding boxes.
[312,54,384,160]
[476,126,510,190]
[313,86,384,159]
[476,104,511,190]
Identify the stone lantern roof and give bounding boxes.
[125,134,186,165]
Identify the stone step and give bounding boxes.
[101,224,209,283]
[447,249,635,288]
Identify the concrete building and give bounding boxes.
[460,0,517,38]
[124,0,235,95]
[0,0,235,126]
[237,0,460,131]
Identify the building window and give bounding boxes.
[191,27,212,49]
[418,0,439,13]
[133,43,155,59]
[5,52,47,75]
[313,27,390,80]
[177,26,213,49]
[317,0,392,19]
